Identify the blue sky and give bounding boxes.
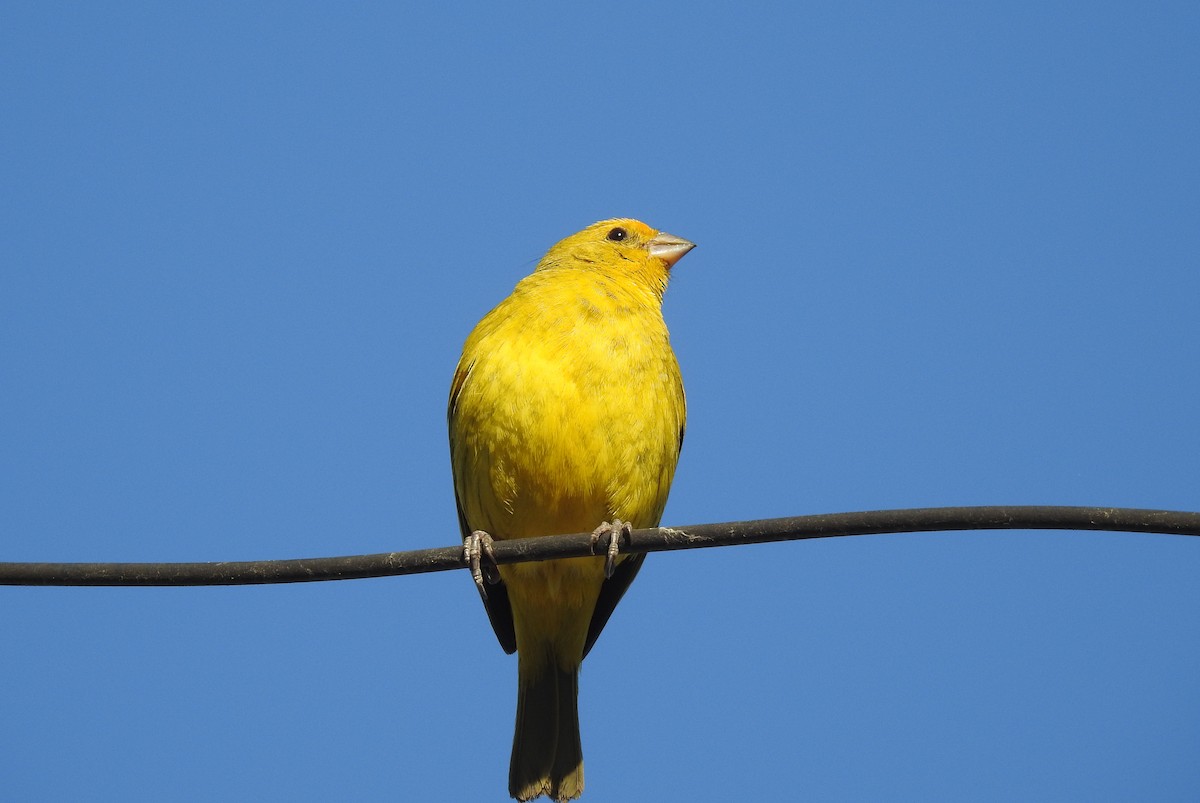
[3,3,1198,800]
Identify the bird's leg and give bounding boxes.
[590,519,633,579]
[464,530,500,599]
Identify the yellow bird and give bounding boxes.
[448,219,693,801]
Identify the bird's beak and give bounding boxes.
[648,232,695,268]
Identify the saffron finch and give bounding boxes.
[448,219,693,801]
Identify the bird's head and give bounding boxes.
[536,218,695,298]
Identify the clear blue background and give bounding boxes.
[3,3,1198,801]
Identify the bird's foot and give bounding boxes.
[464,530,500,599]
[591,519,633,578]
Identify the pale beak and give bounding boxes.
[648,232,695,268]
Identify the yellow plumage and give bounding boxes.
[448,218,692,801]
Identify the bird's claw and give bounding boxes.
[591,519,633,579]
[464,530,500,599]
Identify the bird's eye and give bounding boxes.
[606,227,628,242]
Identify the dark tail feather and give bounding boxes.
[510,655,583,802]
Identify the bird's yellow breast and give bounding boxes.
[450,267,684,540]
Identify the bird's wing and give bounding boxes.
[449,356,517,654]
[583,551,646,658]
[454,489,517,654]
[584,364,685,658]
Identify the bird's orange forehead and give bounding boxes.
[593,218,657,239]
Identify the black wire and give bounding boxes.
[1,506,1196,587]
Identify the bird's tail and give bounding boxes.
[510,650,583,802]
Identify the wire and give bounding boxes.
[1,505,1196,587]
